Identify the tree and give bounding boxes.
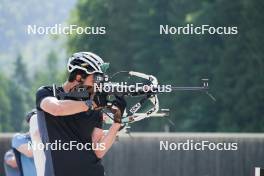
[8,83,27,131]
[67,0,264,132]
[0,75,12,131]
[13,53,30,89]
[7,54,29,131]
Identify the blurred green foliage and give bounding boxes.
[67,0,264,132]
[0,51,65,132]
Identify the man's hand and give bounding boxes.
[5,156,18,168]
[93,92,108,107]
[111,95,126,123]
[111,106,122,123]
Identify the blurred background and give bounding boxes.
[0,0,263,133]
[0,0,264,176]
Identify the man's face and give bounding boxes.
[77,73,104,87]
[83,74,94,87]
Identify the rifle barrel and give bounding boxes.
[170,86,209,91]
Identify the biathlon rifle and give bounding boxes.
[55,71,216,131]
